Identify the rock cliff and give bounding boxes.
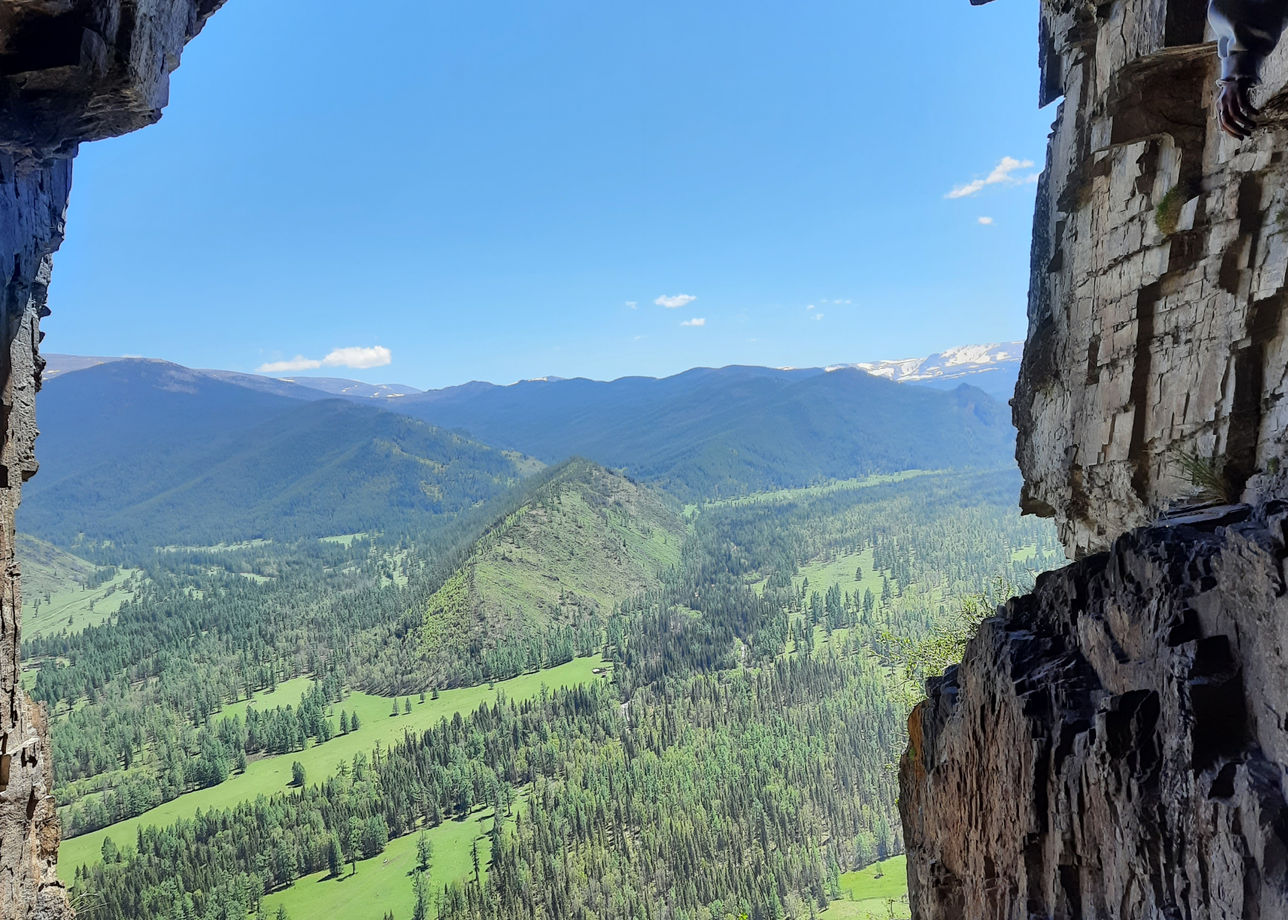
[0,2,223,916]
[1010,0,1288,560]
[902,503,1288,918]
[903,2,1288,918]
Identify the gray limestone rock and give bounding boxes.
[903,2,1288,917]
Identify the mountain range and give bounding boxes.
[42,342,1023,403]
[24,361,533,549]
[23,347,1021,549]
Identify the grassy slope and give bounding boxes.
[262,806,493,920]
[695,470,940,513]
[18,535,138,639]
[829,856,910,919]
[423,461,684,663]
[61,656,608,876]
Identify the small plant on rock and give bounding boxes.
[1174,448,1232,502]
[1155,185,1186,236]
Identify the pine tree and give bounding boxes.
[412,871,430,920]
[328,835,343,878]
[416,830,433,872]
[348,818,362,875]
[339,710,350,734]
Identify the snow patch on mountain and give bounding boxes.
[838,343,1022,384]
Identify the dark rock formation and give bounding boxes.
[0,1,224,915]
[902,505,1288,919]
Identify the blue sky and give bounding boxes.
[49,0,1053,389]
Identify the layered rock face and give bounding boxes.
[902,505,1288,919]
[902,2,1288,918]
[0,2,223,915]
[1011,0,1288,559]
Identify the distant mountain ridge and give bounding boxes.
[40,342,1021,402]
[23,360,534,550]
[25,347,1021,547]
[840,342,1021,401]
[392,365,1015,500]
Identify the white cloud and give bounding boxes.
[258,355,322,373]
[626,301,637,310]
[655,293,697,309]
[257,345,392,375]
[681,317,706,327]
[978,216,995,225]
[321,346,392,369]
[806,304,816,310]
[813,313,825,321]
[946,156,1038,199]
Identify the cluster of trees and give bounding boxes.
[75,652,902,920]
[57,673,349,837]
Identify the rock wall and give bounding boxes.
[0,2,224,915]
[902,2,1288,918]
[1010,0,1288,559]
[901,504,1288,920]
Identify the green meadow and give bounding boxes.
[61,655,608,876]
[23,566,138,640]
[687,470,940,517]
[262,806,493,920]
[829,856,910,919]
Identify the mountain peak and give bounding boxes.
[836,341,1022,401]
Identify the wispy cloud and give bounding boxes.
[946,157,1038,199]
[813,313,825,321]
[978,216,995,225]
[258,345,392,375]
[626,301,637,310]
[806,304,816,311]
[681,317,706,327]
[656,293,697,309]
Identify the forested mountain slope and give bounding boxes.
[33,357,1016,511]
[22,361,535,550]
[397,365,1015,498]
[420,460,684,684]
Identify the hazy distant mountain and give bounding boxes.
[31,347,1019,516]
[841,342,1022,402]
[41,355,423,402]
[276,377,423,399]
[23,360,533,549]
[394,364,1015,499]
[42,354,126,379]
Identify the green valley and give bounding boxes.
[18,535,139,640]
[59,656,606,877]
[16,357,1063,920]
